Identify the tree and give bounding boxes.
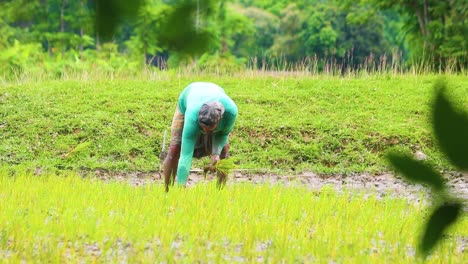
[301,3,339,58]
[268,3,304,62]
[126,0,171,66]
[156,0,217,56]
[1,0,465,71]
[217,3,256,58]
[370,0,467,67]
[339,3,391,69]
[240,6,279,59]
[301,1,392,70]
[0,10,17,49]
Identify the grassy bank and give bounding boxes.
[1,73,467,174]
[1,170,466,263]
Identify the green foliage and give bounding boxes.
[301,3,339,57]
[387,153,444,191]
[221,4,256,58]
[432,79,468,170]
[387,78,466,257]
[268,3,303,61]
[369,0,467,66]
[95,0,145,40]
[0,40,44,77]
[157,1,216,55]
[2,0,464,73]
[126,1,171,64]
[420,203,462,256]
[240,5,279,58]
[197,53,244,73]
[0,16,16,49]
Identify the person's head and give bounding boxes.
[198,101,224,134]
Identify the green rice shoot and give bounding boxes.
[1,170,466,263]
[203,158,236,181]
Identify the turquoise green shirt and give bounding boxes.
[177,82,238,184]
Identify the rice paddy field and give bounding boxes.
[0,73,467,262]
[0,170,466,263]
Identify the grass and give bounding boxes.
[0,170,466,263]
[1,73,467,175]
[1,72,466,262]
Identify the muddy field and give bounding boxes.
[94,169,468,203]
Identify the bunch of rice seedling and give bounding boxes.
[203,158,236,187]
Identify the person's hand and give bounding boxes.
[203,155,220,177]
[210,155,220,167]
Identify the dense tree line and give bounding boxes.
[0,0,466,74]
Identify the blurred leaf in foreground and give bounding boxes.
[157,1,214,55]
[387,153,445,191]
[432,79,468,171]
[95,0,144,40]
[387,78,466,258]
[420,202,462,256]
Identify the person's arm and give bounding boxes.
[176,119,198,185]
[212,111,237,155]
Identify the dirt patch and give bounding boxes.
[92,169,467,203]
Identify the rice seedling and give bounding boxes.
[0,170,466,263]
[203,158,236,187]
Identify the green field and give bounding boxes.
[0,170,466,263]
[1,73,467,262]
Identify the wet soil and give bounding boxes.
[93,169,468,203]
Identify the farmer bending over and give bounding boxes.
[162,82,238,191]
